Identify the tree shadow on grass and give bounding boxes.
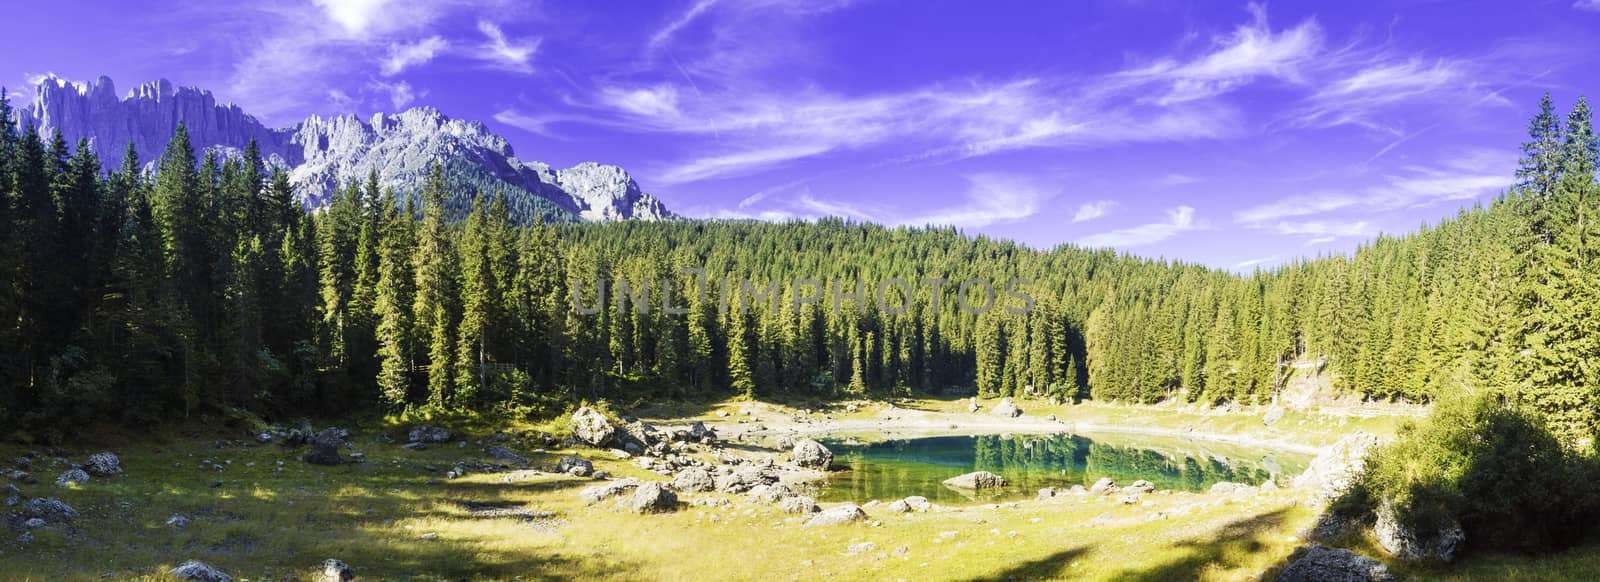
[1107,508,1293,582]
[962,547,1090,581]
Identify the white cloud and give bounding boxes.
[1291,58,1471,131]
[1270,219,1374,238]
[1116,3,1323,105]
[1072,201,1119,223]
[313,0,393,37]
[1154,173,1202,186]
[650,0,720,50]
[476,20,539,73]
[1232,255,1281,271]
[1078,206,1204,248]
[368,79,418,109]
[1576,0,1600,12]
[897,174,1051,229]
[600,85,682,118]
[382,36,449,76]
[658,144,835,184]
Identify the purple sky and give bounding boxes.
[6,1,1600,269]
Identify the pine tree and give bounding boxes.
[413,165,457,408]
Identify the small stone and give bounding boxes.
[315,559,356,582]
[84,452,123,476]
[804,504,869,527]
[168,560,232,582]
[167,514,193,528]
[55,468,91,487]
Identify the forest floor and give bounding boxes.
[0,397,1593,581]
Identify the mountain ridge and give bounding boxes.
[17,75,670,223]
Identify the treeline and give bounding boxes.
[0,91,1596,441]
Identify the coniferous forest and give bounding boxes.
[1,90,1597,443]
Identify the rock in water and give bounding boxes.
[804,504,869,527]
[569,407,616,447]
[943,471,1007,489]
[991,397,1022,418]
[84,452,123,476]
[790,439,834,470]
[54,468,90,487]
[169,560,232,582]
[1293,433,1381,502]
[623,482,679,513]
[1374,499,1464,562]
[316,559,356,582]
[669,468,715,493]
[407,425,451,443]
[1275,545,1396,582]
[303,429,345,466]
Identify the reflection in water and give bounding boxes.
[817,434,1308,504]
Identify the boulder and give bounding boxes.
[407,425,452,443]
[887,499,911,513]
[485,446,528,465]
[1275,545,1395,582]
[968,397,981,413]
[1090,478,1118,495]
[315,559,356,582]
[168,560,232,582]
[54,468,90,487]
[1293,433,1381,502]
[1374,499,1464,562]
[943,471,1007,489]
[716,465,779,493]
[302,429,345,466]
[669,468,715,493]
[166,514,192,529]
[1038,488,1058,499]
[903,496,931,512]
[569,407,616,447]
[1209,482,1245,495]
[622,482,679,513]
[780,495,820,514]
[1262,406,1286,426]
[579,478,641,504]
[1125,480,1155,494]
[803,504,869,527]
[748,483,796,503]
[790,439,834,470]
[688,421,717,443]
[84,452,123,476]
[555,456,594,477]
[991,397,1022,418]
[22,497,78,523]
[618,420,660,450]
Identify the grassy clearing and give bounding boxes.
[0,400,1591,581]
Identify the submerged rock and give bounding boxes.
[943,471,1007,489]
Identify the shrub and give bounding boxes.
[1351,390,1600,553]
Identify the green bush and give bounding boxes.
[1352,391,1600,553]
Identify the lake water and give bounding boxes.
[814,433,1310,503]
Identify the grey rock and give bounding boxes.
[84,452,123,476]
[803,504,869,527]
[23,497,79,522]
[1125,480,1155,494]
[846,542,877,554]
[23,518,47,528]
[316,559,356,582]
[1293,433,1381,502]
[967,397,981,413]
[485,446,528,465]
[401,442,427,451]
[1374,499,1464,562]
[781,495,820,514]
[715,465,780,493]
[579,478,641,504]
[168,560,232,582]
[688,421,716,443]
[669,468,715,493]
[790,439,834,470]
[622,482,679,513]
[943,471,1007,490]
[3,484,20,497]
[167,514,192,529]
[1038,487,1058,499]
[1209,482,1245,495]
[1275,545,1395,582]
[1090,478,1119,495]
[408,425,451,443]
[303,429,345,466]
[1263,406,1286,426]
[556,456,594,477]
[902,496,931,512]
[54,468,90,487]
[569,407,616,447]
[887,499,911,513]
[991,397,1022,418]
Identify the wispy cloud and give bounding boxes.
[367,79,418,109]
[1115,3,1323,105]
[1236,164,1512,225]
[1232,255,1282,271]
[898,174,1052,229]
[1575,0,1600,12]
[476,20,539,73]
[1072,201,1119,223]
[1078,206,1205,248]
[658,144,835,184]
[650,0,720,50]
[382,36,448,76]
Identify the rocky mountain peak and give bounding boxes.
[14,75,671,223]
